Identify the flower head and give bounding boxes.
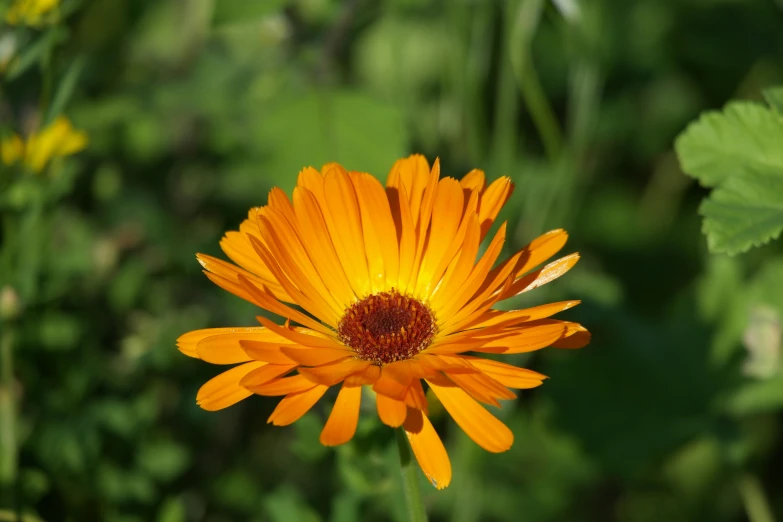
[178,155,589,489]
[4,0,59,26]
[1,116,88,173]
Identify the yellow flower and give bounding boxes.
[4,0,59,26]
[1,116,88,173]
[178,155,590,489]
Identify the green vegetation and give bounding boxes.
[1,0,783,521]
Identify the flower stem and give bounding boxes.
[395,428,428,522]
[0,327,16,486]
[738,473,776,522]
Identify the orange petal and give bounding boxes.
[178,327,272,360]
[551,324,591,348]
[427,381,513,453]
[320,383,362,446]
[322,168,371,297]
[465,358,547,389]
[268,385,329,426]
[196,361,265,411]
[404,379,429,413]
[446,371,516,407]
[240,363,297,387]
[404,408,452,490]
[292,186,356,306]
[376,392,408,427]
[478,177,513,240]
[372,360,414,400]
[502,253,580,299]
[239,340,297,364]
[474,323,567,354]
[344,364,381,386]
[460,169,486,192]
[511,229,569,278]
[246,374,316,396]
[280,346,353,366]
[298,358,371,386]
[386,177,417,293]
[465,301,581,330]
[414,177,464,296]
[353,173,400,290]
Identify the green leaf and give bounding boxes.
[700,168,783,254]
[764,87,783,116]
[675,92,783,254]
[212,0,287,27]
[675,100,783,188]
[45,56,86,125]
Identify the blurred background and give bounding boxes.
[1,0,783,521]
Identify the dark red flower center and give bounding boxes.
[338,291,436,365]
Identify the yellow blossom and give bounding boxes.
[0,116,88,173]
[4,0,59,26]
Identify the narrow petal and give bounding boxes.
[177,327,274,360]
[239,340,298,364]
[196,361,265,411]
[446,371,517,406]
[551,324,591,348]
[280,346,353,366]
[298,359,371,386]
[246,374,316,396]
[427,381,513,453]
[376,392,408,427]
[465,301,581,330]
[404,409,452,490]
[268,385,329,426]
[372,360,414,400]
[322,168,371,297]
[501,253,580,299]
[320,383,362,446]
[240,363,297,387]
[465,358,547,388]
[478,177,513,240]
[460,168,486,192]
[414,177,464,297]
[386,177,417,293]
[292,186,357,306]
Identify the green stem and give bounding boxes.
[509,0,563,163]
[738,473,776,522]
[0,327,16,486]
[395,428,428,522]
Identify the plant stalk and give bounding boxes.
[0,327,16,485]
[395,428,428,522]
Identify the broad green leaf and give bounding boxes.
[675,100,783,188]
[700,168,783,254]
[676,91,783,254]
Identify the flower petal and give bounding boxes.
[240,363,297,387]
[427,381,513,453]
[298,359,371,386]
[268,385,329,426]
[279,346,353,366]
[196,361,266,411]
[404,408,452,490]
[320,383,362,446]
[376,392,408,427]
[246,374,316,396]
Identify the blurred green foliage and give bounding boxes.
[1,0,783,521]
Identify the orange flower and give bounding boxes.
[178,155,589,489]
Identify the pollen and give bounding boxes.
[338,291,436,365]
